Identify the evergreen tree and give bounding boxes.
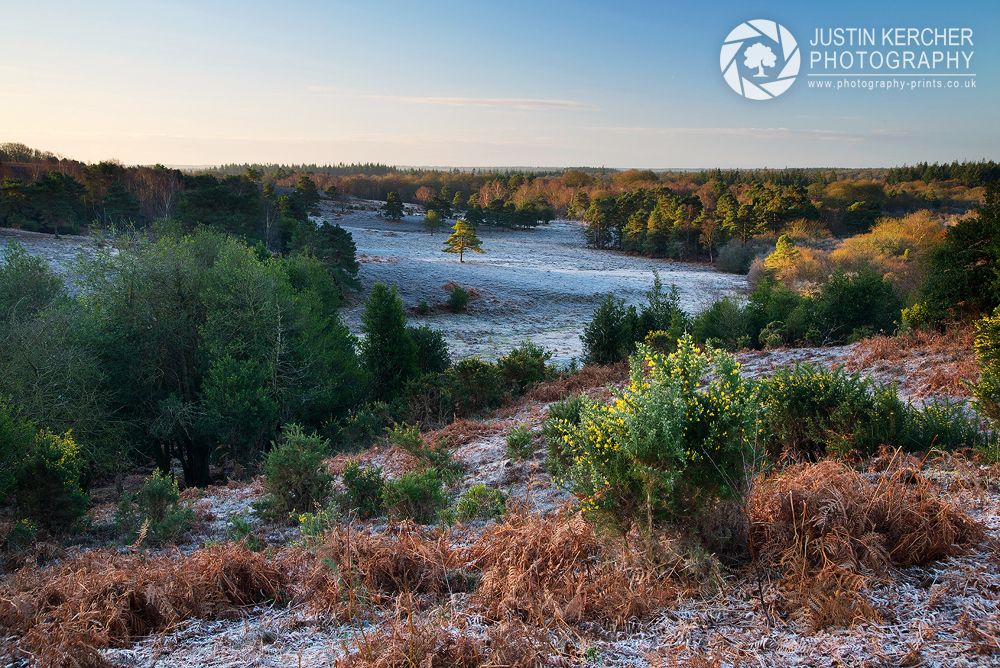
[423,209,444,234]
[360,282,418,399]
[443,219,485,263]
[383,191,404,220]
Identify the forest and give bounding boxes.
[2,141,1000,666]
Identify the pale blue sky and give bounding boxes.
[2,0,996,168]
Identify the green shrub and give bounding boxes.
[904,400,991,452]
[920,183,1000,322]
[637,274,687,336]
[0,242,65,321]
[497,341,552,395]
[337,401,398,447]
[581,274,688,365]
[691,297,752,351]
[4,518,37,552]
[971,309,1000,425]
[227,511,263,550]
[505,424,534,460]
[408,325,451,374]
[383,468,448,524]
[581,294,637,365]
[557,336,759,526]
[15,429,89,533]
[387,423,462,482]
[760,364,907,460]
[444,484,507,524]
[341,459,386,518]
[296,505,341,546]
[0,399,33,502]
[542,393,586,477]
[715,239,758,275]
[263,423,332,519]
[447,357,504,414]
[815,267,902,343]
[361,282,419,399]
[115,470,193,545]
[404,372,454,428]
[758,321,785,349]
[447,286,470,312]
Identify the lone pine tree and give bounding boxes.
[443,219,485,263]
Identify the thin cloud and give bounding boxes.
[598,126,876,142]
[306,86,601,111]
[400,96,601,111]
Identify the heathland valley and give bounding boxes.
[2,144,999,667]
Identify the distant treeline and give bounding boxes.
[0,142,995,241]
[686,167,888,187]
[213,162,404,178]
[208,163,570,180]
[885,160,1000,187]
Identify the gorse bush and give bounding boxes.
[542,393,586,477]
[904,400,991,452]
[447,357,504,414]
[263,423,332,519]
[557,335,759,528]
[341,459,385,519]
[387,423,462,482]
[404,342,555,428]
[815,267,902,344]
[0,399,34,503]
[759,364,907,460]
[1,398,91,535]
[971,309,1000,425]
[383,468,448,524]
[15,429,89,533]
[115,470,193,545]
[505,424,533,460]
[691,268,903,351]
[445,484,507,524]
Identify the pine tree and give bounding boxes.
[423,209,443,234]
[360,282,418,399]
[383,191,404,220]
[442,219,485,263]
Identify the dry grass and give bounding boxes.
[442,280,482,301]
[1,543,287,667]
[326,445,420,481]
[316,521,464,599]
[848,325,977,366]
[845,325,979,398]
[424,418,510,449]
[465,502,676,629]
[524,361,629,404]
[338,603,564,668]
[749,458,984,631]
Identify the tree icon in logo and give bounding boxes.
[744,43,776,77]
[721,20,799,100]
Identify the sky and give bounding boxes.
[2,0,997,169]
